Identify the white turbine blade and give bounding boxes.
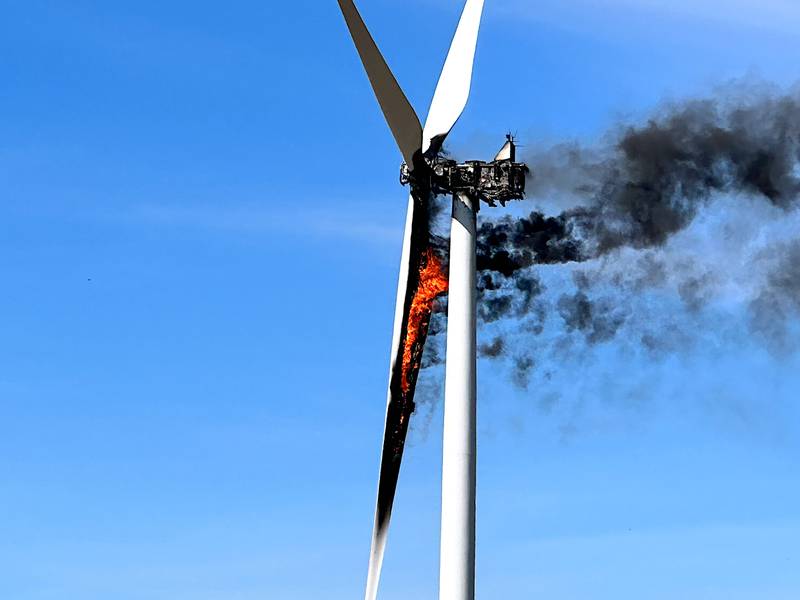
[338,0,423,167]
[364,193,417,600]
[422,0,485,155]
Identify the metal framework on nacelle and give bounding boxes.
[400,136,529,207]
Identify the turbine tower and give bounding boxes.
[337,2,527,598]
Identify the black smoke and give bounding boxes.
[427,85,800,385]
[479,91,800,280]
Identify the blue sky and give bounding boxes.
[2,1,800,598]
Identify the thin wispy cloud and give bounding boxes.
[132,203,402,246]
[611,0,800,29]
[489,0,800,36]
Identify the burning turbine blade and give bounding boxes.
[364,192,416,600]
[337,0,423,168]
[422,0,485,156]
[365,192,448,600]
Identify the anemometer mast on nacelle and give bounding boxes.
[401,135,528,207]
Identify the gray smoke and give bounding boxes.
[748,239,800,354]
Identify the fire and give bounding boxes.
[401,248,449,393]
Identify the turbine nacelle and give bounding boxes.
[400,136,529,207]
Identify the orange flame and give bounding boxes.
[401,248,449,393]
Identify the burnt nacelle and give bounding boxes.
[400,137,529,207]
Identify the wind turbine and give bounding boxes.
[337,2,527,599]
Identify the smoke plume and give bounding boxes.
[427,83,800,387]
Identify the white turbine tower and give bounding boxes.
[337,2,527,599]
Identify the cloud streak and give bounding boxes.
[492,0,800,36]
[132,202,402,246]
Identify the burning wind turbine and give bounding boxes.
[337,1,528,599]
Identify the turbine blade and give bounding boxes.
[338,0,423,167]
[365,188,440,600]
[422,0,485,156]
[364,384,413,600]
[365,193,415,600]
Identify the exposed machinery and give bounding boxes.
[401,136,528,207]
